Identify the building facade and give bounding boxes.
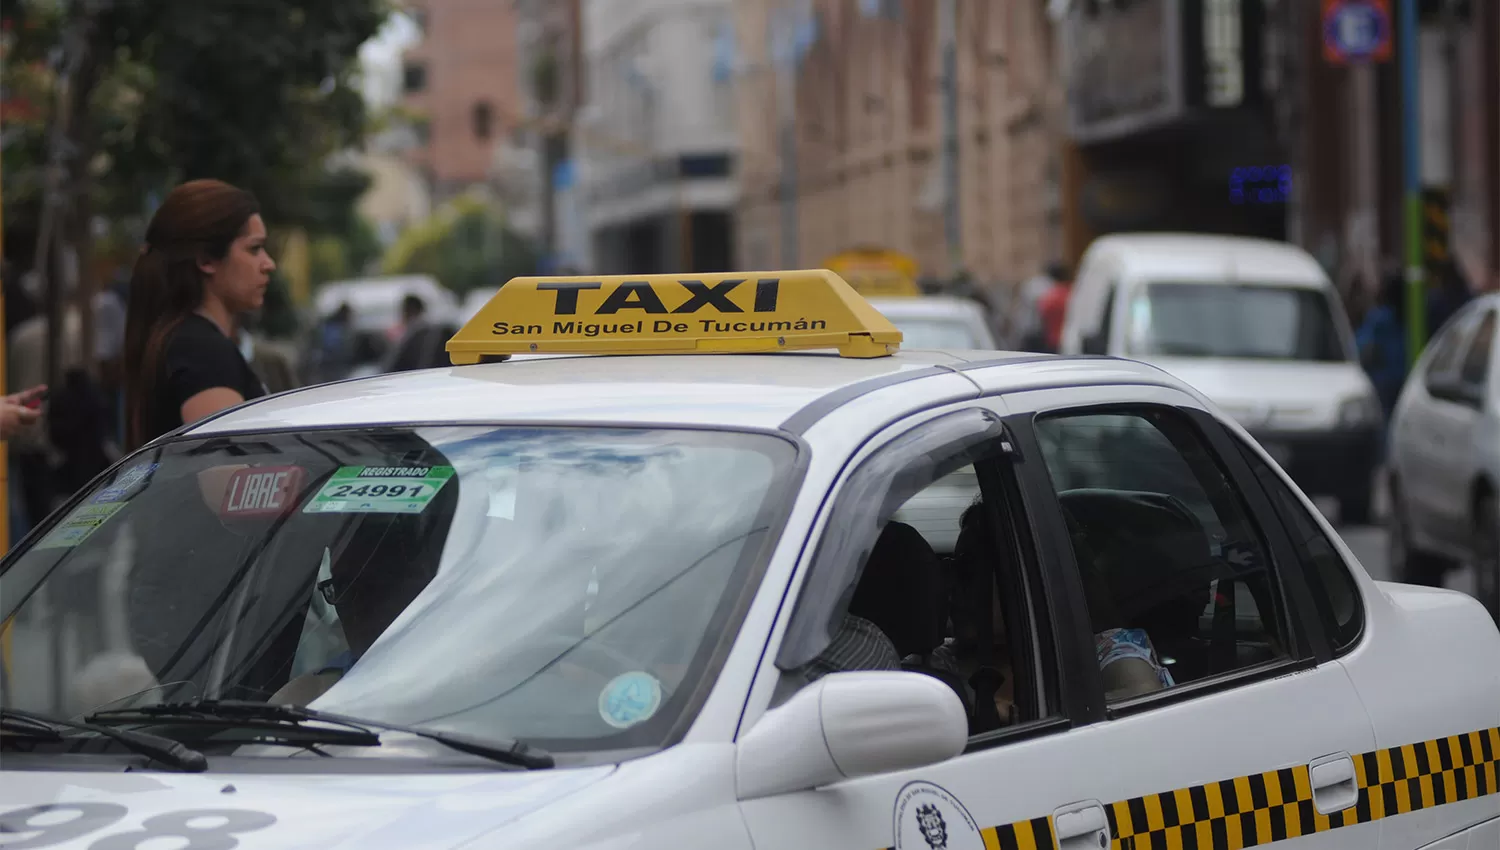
[580,0,739,274]
[511,0,588,269]
[1053,0,1500,308]
[735,0,1064,288]
[400,0,524,200]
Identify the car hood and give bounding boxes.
[0,765,615,849]
[1138,356,1372,429]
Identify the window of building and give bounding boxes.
[472,101,494,141]
[403,63,427,93]
[1034,408,1292,704]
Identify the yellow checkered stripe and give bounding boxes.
[983,816,1055,850]
[879,727,1500,850]
[1104,726,1500,850]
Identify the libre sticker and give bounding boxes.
[35,502,127,550]
[303,466,455,515]
[220,465,307,518]
[598,671,662,730]
[91,462,159,504]
[894,781,986,850]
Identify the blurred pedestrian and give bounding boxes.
[1355,271,1407,424]
[0,386,45,440]
[305,303,356,384]
[123,179,275,451]
[1035,263,1073,354]
[1427,261,1474,338]
[386,294,451,372]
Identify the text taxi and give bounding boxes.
[1,271,1497,850]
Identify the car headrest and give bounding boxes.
[1058,488,1214,630]
[848,520,945,658]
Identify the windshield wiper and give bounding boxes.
[88,701,553,769]
[1,707,207,772]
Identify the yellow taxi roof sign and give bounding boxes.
[822,248,922,298]
[447,269,903,363]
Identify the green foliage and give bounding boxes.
[382,195,539,294]
[91,0,389,227]
[2,0,390,266]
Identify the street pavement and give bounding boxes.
[1317,493,1478,596]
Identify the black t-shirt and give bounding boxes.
[145,314,267,443]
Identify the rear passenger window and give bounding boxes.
[1034,409,1292,703]
[1237,442,1364,652]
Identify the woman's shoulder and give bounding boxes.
[164,315,235,354]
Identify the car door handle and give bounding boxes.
[1309,753,1359,815]
[1053,800,1110,850]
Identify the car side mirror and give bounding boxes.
[735,671,967,800]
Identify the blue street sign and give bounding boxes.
[1323,0,1392,65]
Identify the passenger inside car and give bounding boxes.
[955,493,1179,704]
[270,491,454,706]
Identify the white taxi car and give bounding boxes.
[1387,292,1500,618]
[2,271,1497,850]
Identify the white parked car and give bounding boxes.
[868,295,999,351]
[1387,293,1500,618]
[2,271,1496,850]
[1060,233,1383,524]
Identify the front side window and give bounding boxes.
[776,410,1054,738]
[1034,408,1292,704]
[1458,310,1496,390]
[1,426,796,759]
[1125,282,1347,362]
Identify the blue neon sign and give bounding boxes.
[1230,165,1292,205]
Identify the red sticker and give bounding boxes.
[220,465,306,518]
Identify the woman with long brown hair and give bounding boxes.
[123,179,277,450]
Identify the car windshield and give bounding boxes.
[1126,282,1348,362]
[0,426,796,758]
[890,316,983,349]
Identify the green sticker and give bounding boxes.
[35,502,126,550]
[303,466,455,515]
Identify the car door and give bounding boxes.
[1000,384,1380,850]
[736,386,1379,850]
[738,402,1104,850]
[1420,309,1493,543]
[1399,313,1477,546]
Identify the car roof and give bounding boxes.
[188,350,1183,436]
[1089,233,1329,288]
[867,296,988,318]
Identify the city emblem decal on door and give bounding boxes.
[894,781,1004,850]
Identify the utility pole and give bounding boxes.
[939,0,961,275]
[774,1,799,268]
[1399,0,1425,365]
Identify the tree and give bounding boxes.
[3,0,388,272]
[3,0,388,380]
[383,195,539,294]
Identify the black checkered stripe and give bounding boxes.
[879,726,1500,850]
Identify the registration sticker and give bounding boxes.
[35,502,126,550]
[303,466,454,515]
[91,462,159,504]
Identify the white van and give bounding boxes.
[1059,233,1384,523]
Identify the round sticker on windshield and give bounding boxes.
[598,671,662,729]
